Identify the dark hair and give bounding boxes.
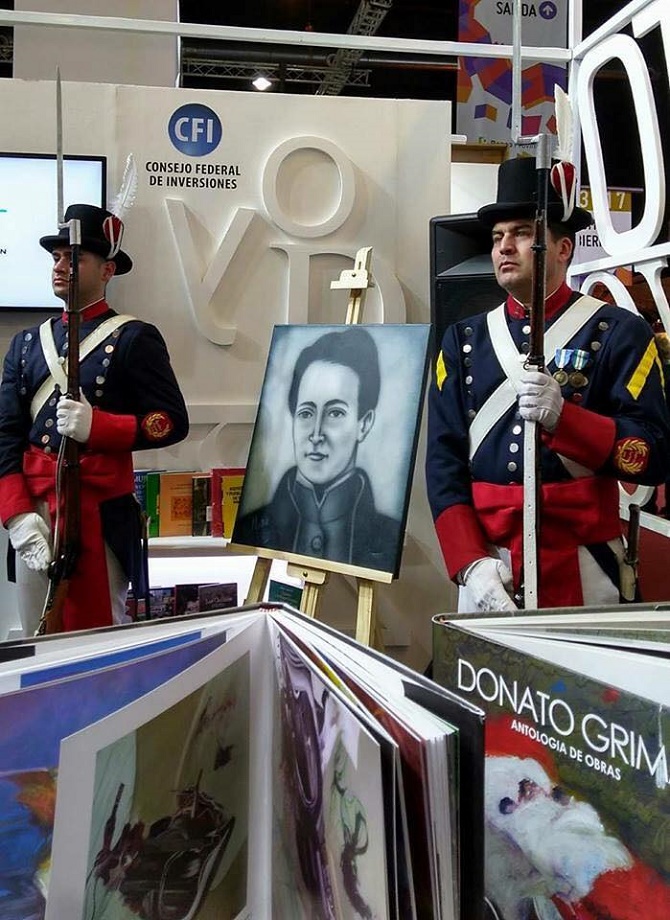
[288,327,381,418]
[547,221,576,265]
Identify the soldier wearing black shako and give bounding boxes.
[426,156,670,612]
[0,205,189,635]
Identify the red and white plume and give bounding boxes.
[551,85,577,223]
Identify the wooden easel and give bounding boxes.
[243,247,388,648]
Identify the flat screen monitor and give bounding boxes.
[0,152,107,311]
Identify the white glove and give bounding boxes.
[460,557,518,612]
[56,392,93,443]
[7,512,52,571]
[517,369,564,432]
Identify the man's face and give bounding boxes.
[491,219,572,306]
[292,359,374,488]
[51,246,115,308]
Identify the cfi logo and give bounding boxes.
[168,103,222,157]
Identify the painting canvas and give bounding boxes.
[232,324,431,577]
[270,627,389,919]
[0,630,232,920]
[47,619,266,920]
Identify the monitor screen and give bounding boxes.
[0,152,107,311]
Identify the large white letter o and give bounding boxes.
[577,33,665,257]
[262,136,356,238]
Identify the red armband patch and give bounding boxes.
[141,411,174,441]
[614,437,649,475]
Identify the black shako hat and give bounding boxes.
[477,156,593,233]
[39,203,133,275]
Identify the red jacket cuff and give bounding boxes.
[543,400,616,469]
[0,472,36,525]
[88,408,137,452]
[434,503,490,581]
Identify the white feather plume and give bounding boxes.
[553,84,574,163]
[110,153,138,221]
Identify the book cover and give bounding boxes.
[211,467,246,539]
[198,582,238,612]
[158,472,195,538]
[0,629,234,920]
[210,467,225,538]
[132,468,152,514]
[268,579,303,608]
[148,586,175,619]
[222,469,245,539]
[191,472,212,537]
[174,583,204,616]
[47,620,264,920]
[145,471,162,538]
[124,589,147,623]
[0,604,476,920]
[433,612,670,920]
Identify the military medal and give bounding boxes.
[569,370,588,388]
[569,350,589,388]
[572,349,590,370]
[553,347,573,386]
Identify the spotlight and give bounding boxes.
[252,74,272,92]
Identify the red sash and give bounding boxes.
[472,477,622,607]
[23,446,134,631]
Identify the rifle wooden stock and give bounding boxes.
[36,234,82,636]
[620,503,641,602]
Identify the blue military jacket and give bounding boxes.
[426,286,670,581]
[0,302,189,591]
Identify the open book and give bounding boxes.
[0,604,484,920]
[433,604,670,920]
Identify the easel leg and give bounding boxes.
[286,563,329,619]
[245,557,272,604]
[355,579,381,648]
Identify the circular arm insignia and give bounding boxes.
[613,437,650,475]
[141,411,174,441]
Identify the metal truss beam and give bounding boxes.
[183,58,371,88]
[316,0,393,96]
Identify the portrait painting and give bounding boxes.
[232,323,431,578]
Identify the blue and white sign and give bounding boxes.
[168,104,222,157]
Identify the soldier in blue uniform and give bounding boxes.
[0,204,189,634]
[426,157,670,611]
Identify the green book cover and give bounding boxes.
[268,580,303,608]
[145,471,162,538]
[432,614,670,920]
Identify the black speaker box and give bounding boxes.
[429,213,505,358]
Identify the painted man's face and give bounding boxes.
[292,359,374,488]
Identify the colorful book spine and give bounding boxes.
[145,471,162,538]
[133,469,152,514]
[222,468,245,538]
[191,473,212,537]
[210,467,245,538]
[158,472,195,537]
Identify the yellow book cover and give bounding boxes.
[221,469,245,539]
[158,471,195,537]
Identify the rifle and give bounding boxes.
[620,503,641,602]
[35,72,82,636]
[519,135,552,609]
[36,220,82,636]
[509,0,554,608]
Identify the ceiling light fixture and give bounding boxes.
[252,74,272,91]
